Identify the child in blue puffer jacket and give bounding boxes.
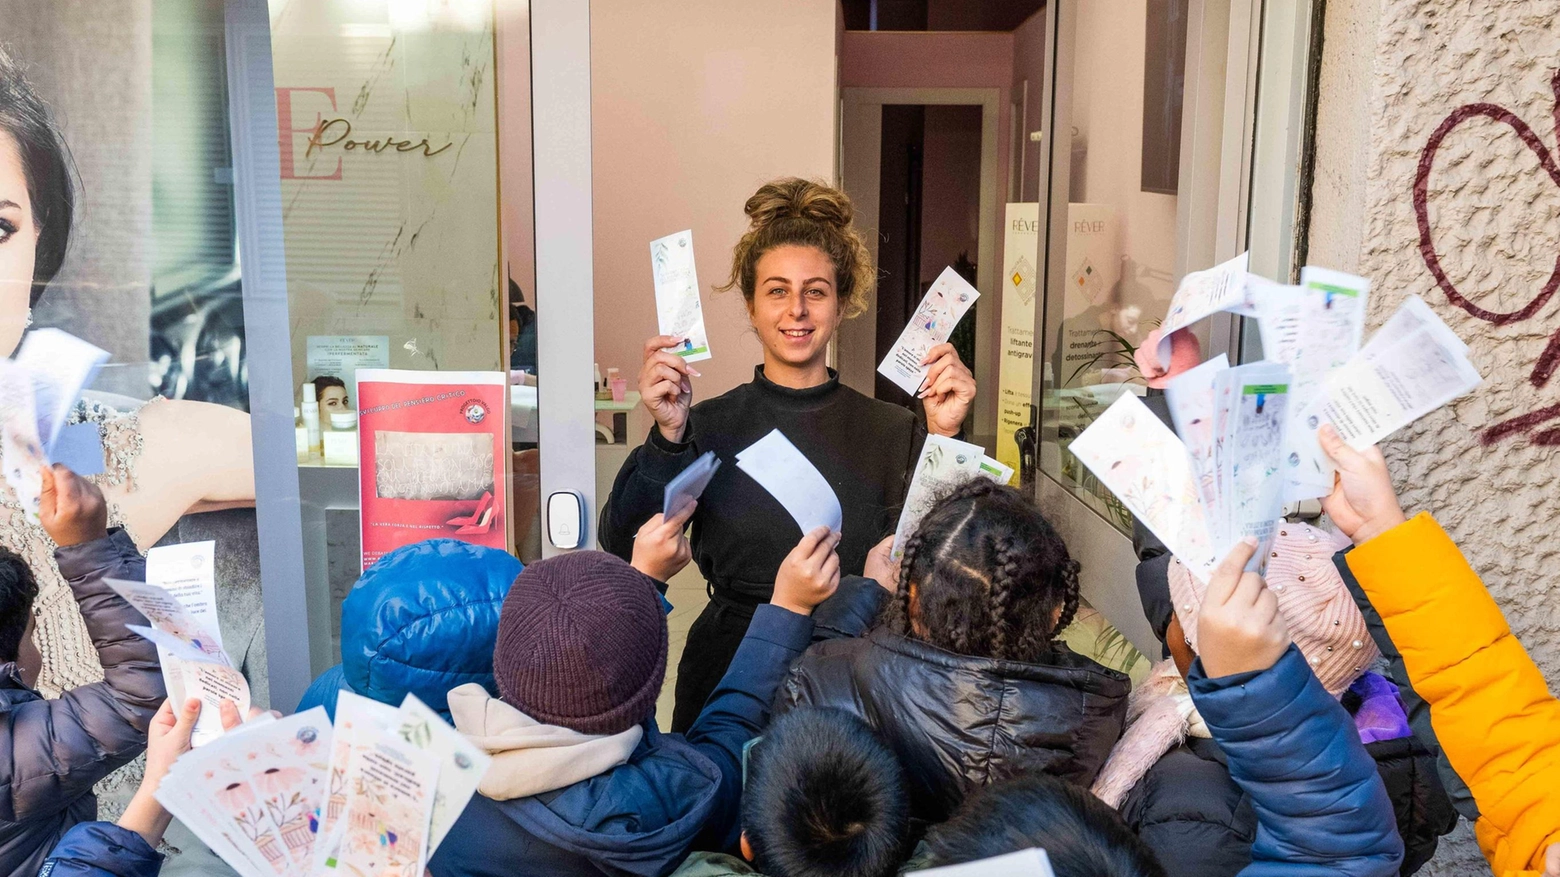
[296,506,695,721]
[294,538,524,721]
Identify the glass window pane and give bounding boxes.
[267,0,506,672]
[1038,0,1192,531]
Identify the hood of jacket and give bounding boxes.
[779,628,1130,823]
[447,683,643,800]
[342,539,521,715]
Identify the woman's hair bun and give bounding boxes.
[722,177,874,319]
[743,177,854,231]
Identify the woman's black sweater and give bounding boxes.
[600,367,927,601]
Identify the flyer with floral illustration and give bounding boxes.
[333,733,440,877]
[356,369,508,569]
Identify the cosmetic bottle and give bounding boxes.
[301,383,322,455]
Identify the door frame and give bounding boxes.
[531,0,598,558]
[836,86,1002,446]
[1030,0,1317,656]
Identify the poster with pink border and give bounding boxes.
[356,370,507,570]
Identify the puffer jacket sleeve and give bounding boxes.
[808,576,891,642]
[38,822,163,877]
[1188,645,1403,877]
[684,604,815,852]
[5,530,164,823]
[1345,513,1560,877]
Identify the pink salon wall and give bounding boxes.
[588,0,841,404]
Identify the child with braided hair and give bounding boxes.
[776,479,1129,827]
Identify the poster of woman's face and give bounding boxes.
[2,0,251,407]
[0,1,266,708]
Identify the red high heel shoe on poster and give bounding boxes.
[455,503,496,535]
[446,490,493,528]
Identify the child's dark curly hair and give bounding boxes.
[883,479,1080,663]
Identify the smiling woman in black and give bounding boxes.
[599,178,977,731]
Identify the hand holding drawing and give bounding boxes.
[118,698,201,848]
[1196,538,1292,679]
[39,464,108,547]
[1318,425,1406,546]
[863,534,899,592]
[632,502,697,582]
[919,342,977,437]
[639,334,698,442]
[773,526,841,616]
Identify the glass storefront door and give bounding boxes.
[1028,0,1313,654]
[224,0,599,709]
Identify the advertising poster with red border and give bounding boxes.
[357,369,507,570]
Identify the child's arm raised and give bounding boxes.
[1324,428,1560,876]
[1189,540,1403,877]
[5,467,164,822]
[681,527,839,851]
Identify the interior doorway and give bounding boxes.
[838,87,1001,445]
[871,104,984,403]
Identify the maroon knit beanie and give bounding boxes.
[493,551,668,736]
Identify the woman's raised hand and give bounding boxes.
[639,335,698,443]
[919,342,976,437]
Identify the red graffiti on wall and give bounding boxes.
[1413,69,1560,446]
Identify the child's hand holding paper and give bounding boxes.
[632,502,697,583]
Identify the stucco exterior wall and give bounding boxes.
[1310,0,1560,871]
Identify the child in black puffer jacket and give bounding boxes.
[777,480,1130,827]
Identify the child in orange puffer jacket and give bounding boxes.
[1320,425,1560,877]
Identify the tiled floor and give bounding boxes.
[656,563,711,728]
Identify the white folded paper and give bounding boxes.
[112,572,250,748]
[15,328,110,448]
[977,454,1015,485]
[1165,354,1230,520]
[735,430,843,535]
[877,267,981,395]
[1214,363,1292,561]
[1254,267,1370,501]
[0,329,109,522]
[155,707,333,877]
[394,694,492,855]
[1158,252,1251,366]
[313,691,403,873]
[664,450,721,518]
[1295,295,1482,468]
[1068,394,1221,580]
[891,434,986,558]
[915,848,1057,877]
[651,229,712,362]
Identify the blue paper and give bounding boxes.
[49,423,105,476]
[663,451,721,518]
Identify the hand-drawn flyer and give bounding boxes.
[356,370,508,569]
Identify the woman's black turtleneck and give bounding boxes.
[600,366,926,601]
